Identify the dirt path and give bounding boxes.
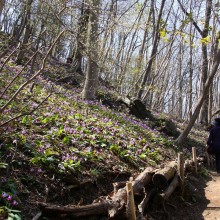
[202,173,220,220]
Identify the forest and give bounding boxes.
[0,0,220,219]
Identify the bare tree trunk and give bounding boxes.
[0,0,5,18]
[134,0,154,96]
[81,0,100,100]
[137,0,166,100]
[199,0,212,126]
[209,82,213,122]
[188,23,194,120]
[178,43,183,119]
[72,0,90,75]
[16,0,34,65]
[117,1,147,92]
[176,46,220,145]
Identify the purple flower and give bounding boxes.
[1,177,7,183]
[21,128,26,134]
[30,168,35,172]
[85,147,91,152]
[7,195,12,201]
[12,200,18,206]
[37,168,42,173]
[2,192,7,198]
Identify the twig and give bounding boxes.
[176,0,204,37]
[0,49,40,99]
[0,93,52,127]
[138,188,157,220]
[32,212,42,220]
[0,43,20,73]
[0,30,65,114]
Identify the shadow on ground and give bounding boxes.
[147,171,213,220]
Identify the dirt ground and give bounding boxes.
[148,170,220,220]
[202,172,220,220]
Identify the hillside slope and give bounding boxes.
[0,58,209,219]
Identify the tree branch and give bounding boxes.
[176,0,204,37]
[0,30,65,114]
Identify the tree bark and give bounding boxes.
[160,173,179,200]
[137,0,166,100]
[0,0,4,18]
[176,46,220,145]
[38,167,154,219]
[81,0,100,99]
[199,0,212,125]
[16,0,34,64]
[152,161,177,189]
[72,0,90,75]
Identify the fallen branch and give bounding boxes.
[113,181,126,194]
[138,188,157,220]
[0,93,52,127]
[152,161,177,189]
[160,173,179,200]
[0,30,65,114]
[38,167,154,219]
[40,201,110,218]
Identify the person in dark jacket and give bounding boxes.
[207,118,220,174]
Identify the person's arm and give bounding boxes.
[207,129,213,146]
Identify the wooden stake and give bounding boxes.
[126,182,136,220]
[177,152,184,194]
[192,147,197,173]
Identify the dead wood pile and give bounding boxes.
[33,153,202,220]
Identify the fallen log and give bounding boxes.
[109,167,154,218]
[37,167,155,219]
[113,181,126,194]
[138,188,157,220]
[160,173,179,200]
[39,202,110,218]
[117,97,152,119]
[152,161,177,189]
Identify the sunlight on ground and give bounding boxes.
[202,174,220,220]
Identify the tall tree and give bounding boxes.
[176,39,220,145]
[137,0,166,100]
[16,0,34,64]
[199,0,212,125]
[71,0,90,75]
[0,0,4,19]
[81,0,100,99]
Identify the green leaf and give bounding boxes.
[0,206,5,213]
[73,113,83,120]
[0,162,8,169]
[200,36,211,44]
[110,145,120,154]
[7,212,21,220]
[35,140,41,146]
[6,209,21,213]
[9,183,17,194]
[41,118,48,123]
[160,29,166,37]
[44,148,59,157]
[21,116,28,124]
[62,136,70,144]
[139,154,147,159]
[88,117,96,122]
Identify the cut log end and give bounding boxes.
[152,174,168,189]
